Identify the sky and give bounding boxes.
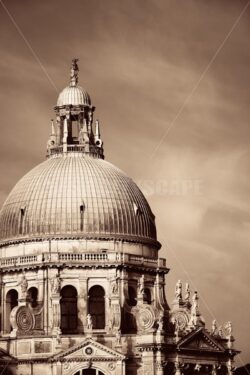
[0,0,249,365]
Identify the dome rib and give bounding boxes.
[57,86,91,107]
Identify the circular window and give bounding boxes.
[85,346,93,356]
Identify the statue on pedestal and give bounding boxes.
[86,314,93,330]
[51,274,61,294]
[19,274,28,299]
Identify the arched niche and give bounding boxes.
[88,285,105,329]
[60,285,78,334]
[5,289,18,333]
[28,287,38,308]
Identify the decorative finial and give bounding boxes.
[70,58,79,87]
[51,119,55,136]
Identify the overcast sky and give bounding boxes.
[0,0,249,365]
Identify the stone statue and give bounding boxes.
[70,58,79,87]
[19,274,28,298]
[225,321,233,336]
[218,326,223,338]
[184,283,190,302]
[189,291,199,327]
[139,275,145,294]
[211,365,218,375]
[157,316,164,332]
[194,364,201,371]
[111,276,119,295]
[116,329,121,345]
[175,280,182,300]
[191,291,199,312]
[86,314,93,330]
[51,274,60,294]
[56,331,62,346]
[211,319,217,335]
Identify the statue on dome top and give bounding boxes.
[70,58,79,87]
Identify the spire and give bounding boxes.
[51,119,55,136]
[95,120,101,140]
[70,58,79,87]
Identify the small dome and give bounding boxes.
[57,86,91,107]
[0,155,158,248]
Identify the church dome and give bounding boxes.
[57,85,91,106]
[0,154,158,247]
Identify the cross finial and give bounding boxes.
[70,58,79,87]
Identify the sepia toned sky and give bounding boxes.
[0,0,249,364]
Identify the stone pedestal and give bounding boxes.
[51,294,61,336]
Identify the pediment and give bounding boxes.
[177,328,225,353]
[52,338,125,361]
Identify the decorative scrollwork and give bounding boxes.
[16,306,34,332]
[173,311,188,331]
[136,305,155,331]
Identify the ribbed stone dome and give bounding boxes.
[0,155,158,247]
[57,86,91,106]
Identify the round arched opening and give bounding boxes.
[60,285,78,334]
[28,287,38,307]
[127,286,137,306]
[73,369,105,375]
[143,288,152,304]
[5,289,18,332]
[88,285,105,329]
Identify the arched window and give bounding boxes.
[127,286,137,306]
[143,288,152,304]
[60,285,78,334]
[28,287,38,308]
[73,369,105,375]
[88,286,105,329]
[6,289,18,332]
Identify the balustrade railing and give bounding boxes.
[0,251,166,269]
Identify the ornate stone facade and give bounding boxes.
[0,60,238,374]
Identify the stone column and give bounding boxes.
[174,361,182,375]
[141,350,155,375]
[37,269,44,303]
[155,350,164,375]
[51,295,61,336]
[227,360,235,375]
[78,276,87,333]
[0,278,3,335]
[50,272,61,337]
[114,360,125,375]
